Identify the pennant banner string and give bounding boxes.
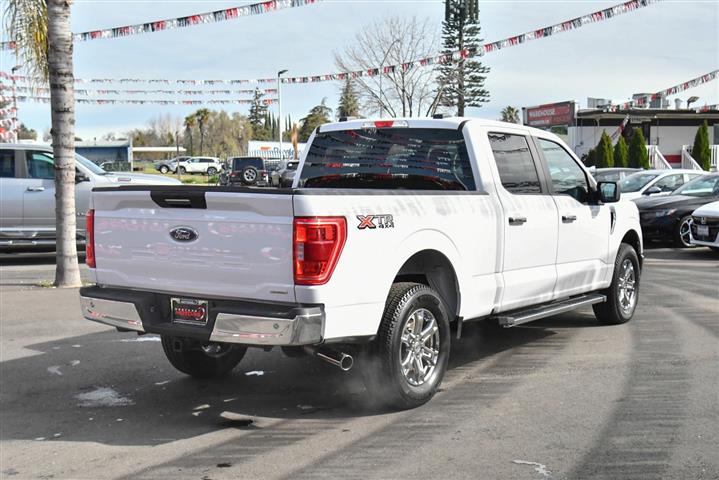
[608,70,718,111]
[1,0,321,51]
[1,0,660,86]
[1,85,278,96]
[0,95,277,106]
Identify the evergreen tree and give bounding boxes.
[584,148,596,167]
[437,0,490,116]
[299,98,332,142]
[691,120,711,171]
[595,131,614,168]
[337,77,360,119]
[613,136,629,168]
[248,89,268,130]
[628,128,649,169]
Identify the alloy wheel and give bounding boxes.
[399,308,440,386]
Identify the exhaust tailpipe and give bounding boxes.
[304,347,353,371]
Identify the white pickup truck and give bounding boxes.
[80,117,643,409]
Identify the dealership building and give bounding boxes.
[523,100,719,170]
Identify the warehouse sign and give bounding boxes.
[523,101,576,127]
[247,140,307,160]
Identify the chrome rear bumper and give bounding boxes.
[79,287,324,346]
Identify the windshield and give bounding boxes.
[671,175,719,197]
[620,172,659,192]
[299,128,476,190]
[74,153,108,175]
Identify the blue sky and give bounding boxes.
[1,0,717,140]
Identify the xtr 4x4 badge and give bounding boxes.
[357,214,395,230]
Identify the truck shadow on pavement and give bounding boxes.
[0,313,597,447]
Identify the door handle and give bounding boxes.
[26,187,45,192]
[508,216,527,226]
[562,214,577,223]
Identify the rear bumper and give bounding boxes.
[79,286,324,346]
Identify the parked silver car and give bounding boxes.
[0,144,181,249]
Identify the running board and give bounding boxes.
[495,293,606,328]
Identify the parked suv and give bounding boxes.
[0,144,180,249]
[177,157,223,175]
[226,156,269,186]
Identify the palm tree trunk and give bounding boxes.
[48,0,81,287]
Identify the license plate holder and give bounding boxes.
[697,225,709,238]
[171,297,209,326]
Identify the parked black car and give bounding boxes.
[226,156,269,186]
[635,173,719,247]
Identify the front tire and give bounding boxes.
[674,215,694,248]
[362,282,451,410]
[178,166,187,175]
[159,165,169,174]
[161,336,246,378]
[593,243,640,325]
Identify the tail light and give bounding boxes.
[85,209,96,268]
[293,217,346,285]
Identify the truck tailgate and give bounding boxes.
[91,187,295,303]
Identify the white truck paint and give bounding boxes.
[80,117,643,408]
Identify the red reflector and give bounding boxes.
[85,209,96,268]
[374,120,394,128]
[293,217,346,285]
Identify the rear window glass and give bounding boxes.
[298,128,476,190]
[488,133,541,194]
[232,158,263,170]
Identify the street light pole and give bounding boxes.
[277,69,288,162]
[11,64,22,143]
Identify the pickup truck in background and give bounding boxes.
[79,117,643,409]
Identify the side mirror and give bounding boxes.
[597,181,620,203]
[644,186,661,195]
[75,173,90,183]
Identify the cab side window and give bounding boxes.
[488,133,541,194]
[27,152,55,180]
[654,174,684,192]
[0,150,15,177]
[538,139,589,203]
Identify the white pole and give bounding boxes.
[277,69,287,161]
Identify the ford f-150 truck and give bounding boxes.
[80,117,643,409]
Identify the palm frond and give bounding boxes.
[4,0,49,83]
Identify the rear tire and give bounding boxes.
[361,282,451,410]
[593,243,640,325]
[207,167,217,175]
[161,336,246,378]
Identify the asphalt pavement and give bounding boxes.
[0,247,717,479]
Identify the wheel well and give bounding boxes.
[621,230,642,267]
[393,250,460,320]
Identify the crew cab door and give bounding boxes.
[534,137,611,297]
[486,132,559,311]
[21,150,56,231]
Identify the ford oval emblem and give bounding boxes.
[169,226,198,242]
